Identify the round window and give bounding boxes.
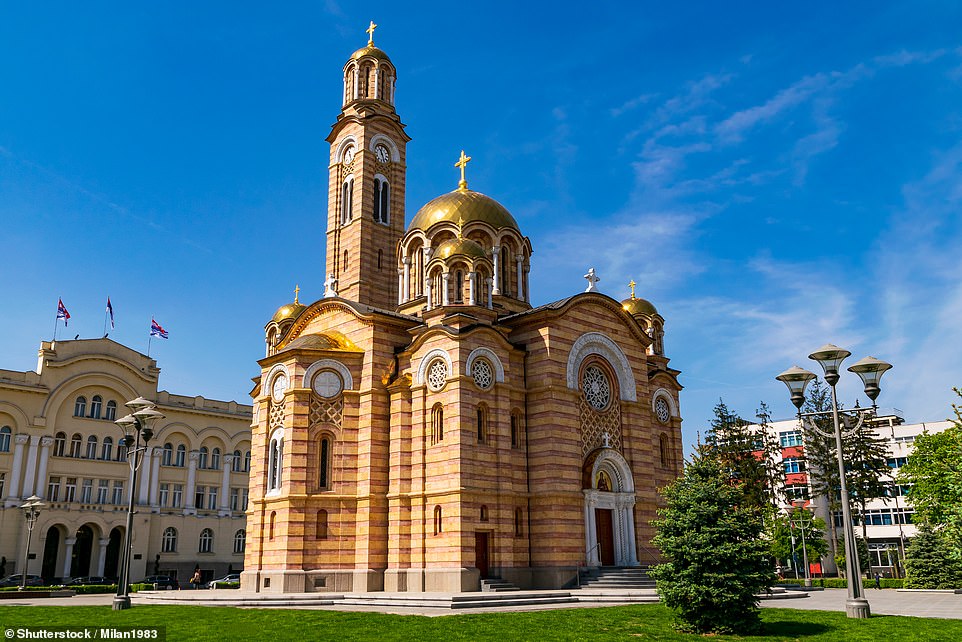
[270,372,288,403]
[655,397,671,423]
[472,359,493,390]
[582,365,611,410]
[312,370,343,398]
[427,359,448,391]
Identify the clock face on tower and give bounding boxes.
[375,144,390,163]
[342,146,355,164]
[271,373,288,403]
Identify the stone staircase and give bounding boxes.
[480,577,521,592]
[578,566,656,590]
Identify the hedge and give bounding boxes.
[774,578,904,589]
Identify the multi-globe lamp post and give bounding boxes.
[112,397,164,611]
[19,495,45,589]
[776,344,892,619]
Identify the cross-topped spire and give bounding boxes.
[628,279,636,300]
[457,216,465,240]
[584,267,600,293]
[366,21,377,46]
[455,150,471,191]
[294,284,300,304]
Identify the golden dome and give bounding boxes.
[622,297,658,317]
[408,189,519,233]
[435,237,488,261]
[271,302,307,324]
[348,45,392,64]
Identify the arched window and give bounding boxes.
[431,404,444,445]
[85,435,98,459]
[316,509,328,539]
[269,511,276,540]
[433,505,442,535]
[54,432,66,457]
[199,528,213,553]
[162,443,173,466]
[70,434,82,458]
[233,529,246,554]
[500,246,510,296]
[74,396,86,417]
[244,450,251,472]
[89,395,102,419]
[341,177,354,224]
[510,414,519,448]
[455,270,464,303]
[373,177,390,223]
[176,444,186,467]
[105,400,117,421]
[377,249,382,270]
[232,450,242,472]
[476,405,487,444]
[659,433,671,468]
[318,436,332,490]
[343,249,349,272]
[480,505,488,522]
[268,432,283,492]
[198,447,208,469]
[211,447,221,470]
[101,436,113,460]
[117,440,128,461]
[515,508,523,536]
[162,527,177,552]
[0,426,10,452]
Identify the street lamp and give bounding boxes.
[112,397,164,611]
[19,495,45,589]
[776,344,892,619]
[787,500,814,588]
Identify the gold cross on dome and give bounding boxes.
[294,284,300,304]
[455,150,471,190]
[628,280,636,300]
[366,21,377,46]
[457,216,465,239]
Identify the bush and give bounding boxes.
[905,528,962,589]
[211,582,240,590]
[773,578,904,589]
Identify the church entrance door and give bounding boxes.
[474,532,490,579]
[595,509,615,566]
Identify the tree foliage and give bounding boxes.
[768,508,830,573]
[903,527,962,589]
[651,447,774,634]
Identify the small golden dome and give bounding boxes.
[435,237,488,260]
[271,302,307,324]
[408,189,519,233]
[348,45,392,64]
[622,297,658,317]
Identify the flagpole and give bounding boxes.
[103,302,108,337]
[147,314,153,357]
[53,304,59,342]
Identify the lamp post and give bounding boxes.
[788,500,814,588]
[112,397,164,611]
[776,344,892,619]
[19,495,45,589]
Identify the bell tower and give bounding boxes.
[325,22,410,310]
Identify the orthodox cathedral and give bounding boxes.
[241,26,683,593]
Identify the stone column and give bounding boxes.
[516,254,525,302]
[184,451,199,514]
[219,455,234,515]
[95,538,109,576]
[524,264,531,303]
[583,496,599,566]
[441,273,450,306]
[137,447,154,505]
[149,449,162,509]
[402,256,411,303]
[424,281,432,311]
[468,271,477,305]
[353,66,360,100]
[4,434,29,506]
[373,61,380,99]
[34,437,54,500]
[485,278,493,309]
[397,269,404,305]
[20,435,42,499]
[62,537,76,579]
[625,503,639,566]
[491,246,501,295]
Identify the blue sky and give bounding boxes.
[2,2,962,452]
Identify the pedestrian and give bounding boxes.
[191,569,202,589]
[874,572,882,590]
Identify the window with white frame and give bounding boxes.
[241,488,249,511]
[211,448,221,470]
[64,478,77,502]
[85,435,98,459]
[162,527,177,553]
[47,476,61,501]
[198,447,209,469]
[199,528,213,553]
[159,483,169,507]
[233,529,246,554]
[207,487,217,510]
[195,485,205,509]
[779,430,803,447]
[230,487,239,511]
[162,443,173,466]
[782,457,805,474]
[112,481,124,505]
[90,395,102,419]
[0,426,10,452]
[101,436,113,460]
[74,396,86,417]
[96,479,109,504]
[80,479,93,503]
[105,400,117,421]
[172,484,183,508]
[268,431,283,492]
[175,444,186,467]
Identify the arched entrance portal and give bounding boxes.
[104,528,122,580]
[41,526,61,583]
[582,449,639,567]
[70,525,94,578]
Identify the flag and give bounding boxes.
[106,297,115,329]
[150,318,169,339]
[57,299,70,326]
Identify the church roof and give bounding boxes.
[278,333,353,352]
[435,236,487,260]
[408,189,519,233]
[348,44,392,64]
[271,302,307,324]
[621,296,658,317]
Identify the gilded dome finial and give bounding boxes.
[628,280,636,300]
[366,20,377,46]
[294,284,300,304]
[455,149,471,191]
[457,216,465,240]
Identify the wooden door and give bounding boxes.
[595,509,615,566]
[475,532,490,579]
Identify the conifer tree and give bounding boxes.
[903,527,962,589]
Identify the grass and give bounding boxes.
[1,604,961,641]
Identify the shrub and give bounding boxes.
[905,528,962,589]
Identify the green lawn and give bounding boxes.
[1,604,961,641]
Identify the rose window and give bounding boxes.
[312,371,343,398]
[427,359,448,391]
[472,359,493,390]
[655,397,671,423]
[582,365,611,410]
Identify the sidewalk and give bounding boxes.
[760,588,962,619]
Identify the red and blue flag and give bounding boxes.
[57,299,70,326]
[150,318,168,339]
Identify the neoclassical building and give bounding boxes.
[0,339,252,583]
[242,29,683,593]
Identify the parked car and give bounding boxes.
[0,574,44,587]
[138,575,179,590]
[66,576,108,586]
[206,573,240,589]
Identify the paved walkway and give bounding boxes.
[760,588,962,620]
